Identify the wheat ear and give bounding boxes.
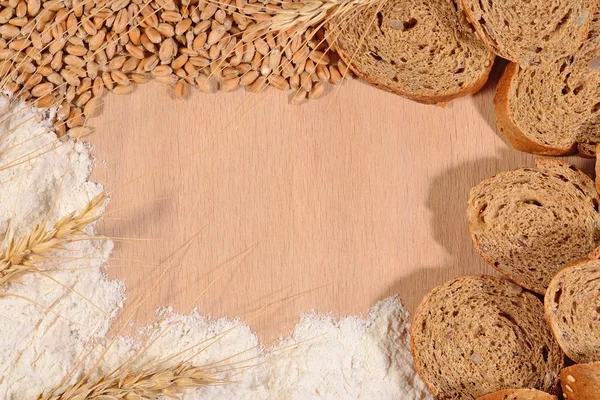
[0,193,107,287]
[39,362,223,400]
[262,0,378,32]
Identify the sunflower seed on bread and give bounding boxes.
[560,363,600,400]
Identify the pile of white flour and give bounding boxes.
[0,96,125,398]
[0,97,431,399]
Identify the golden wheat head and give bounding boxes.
[262,0,379,33]
[0,192,107,287]
[39,362,223,400]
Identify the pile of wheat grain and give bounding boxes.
[0,0,355,138]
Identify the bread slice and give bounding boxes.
[560,363,600,400]
[329,0,495,104]
[495,11,600,156]
[477,389,557,400]
[545,255,600,363]
[411,275,564,400]
[467,159,600,294]
[460,0,597,65]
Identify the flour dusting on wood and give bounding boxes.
[0,97,430,399]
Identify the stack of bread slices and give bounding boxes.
[331,0,600,156]
[410,159,600,399]
[331,1,600,398]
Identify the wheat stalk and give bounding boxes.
[261,0,378,33]
[39,362,223,400]
[0,193,107,287]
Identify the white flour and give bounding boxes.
[88,297,431,400]
[0,96,125,398]
[0,97,431,399]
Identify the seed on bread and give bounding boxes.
[545,256,600,363]
[467,159,600,294]
[330,0,495,104]
[411,275,564,400]
[559,363,600,400]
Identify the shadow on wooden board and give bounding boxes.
[386,266,467,315]
[394,150,597,313]
[470,58,509,134]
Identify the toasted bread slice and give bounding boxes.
[477,389,557,400]
[460,0,597,65]
[494,12,600,156]
[560,363,600,400]
[330,0,494,104]
[467,159,600,294]
[411,275,564,399]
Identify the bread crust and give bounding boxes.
[476,389,557,400]
[494,63,577,156]
[533,158,589,179]
[560,363,600,400]
[330,37,495,105]
[459,0,599,64]
[577,143,597,158]
[495,63,600,157]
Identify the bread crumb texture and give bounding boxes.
[497,11,600,155]
[467,159,600,294]
[546,260,600,363]
[461,0,596,65]
[411,275,564,400]
[331,0,494,103]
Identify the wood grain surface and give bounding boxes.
[88,63,594,342]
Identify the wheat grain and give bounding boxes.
[290,88,307,104]
[308,80,325,98]
[0,0,360,129]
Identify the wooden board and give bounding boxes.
[88,65,594,342]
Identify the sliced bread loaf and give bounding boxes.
[459,0,597,65]
[477,389,557,400]
[545,256,600,363]
[329,0,495,104]
[560,363,600,400]
[495,11,600,156]
[411,275,564,400]
[467,159,600,294]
